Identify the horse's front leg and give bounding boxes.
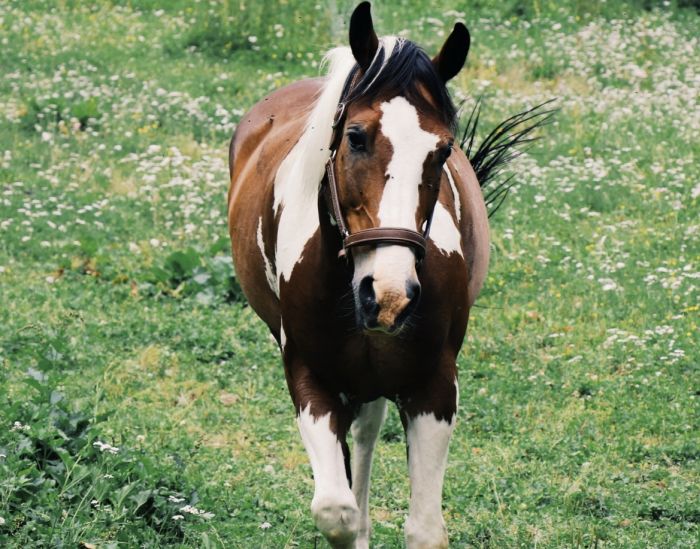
[401,371,458,549]
[351,397,387,549]
[286,357,360,548]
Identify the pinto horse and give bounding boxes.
[227,3,488,547]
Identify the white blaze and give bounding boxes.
[378,96,440,229]
[353,96,440,289]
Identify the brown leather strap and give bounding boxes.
[323,80,436,263]
[324,156,431,261]
[344,228,427,257]
[325,156,349,237]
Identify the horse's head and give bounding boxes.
[333,2,470,333]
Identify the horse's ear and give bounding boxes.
[350,2,379,72]
[432,22,470,82]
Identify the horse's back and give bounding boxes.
[228,78,323,194]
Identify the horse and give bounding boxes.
[227,3,489,547]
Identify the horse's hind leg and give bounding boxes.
[351,398,387,549]
[288,359,360,548]
[400,372,458,549]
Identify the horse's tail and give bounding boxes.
[460,98,557,218]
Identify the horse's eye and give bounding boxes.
[347,130,367,152]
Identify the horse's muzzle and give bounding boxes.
[358,276,421,333]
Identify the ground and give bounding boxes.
[0,1,698,547]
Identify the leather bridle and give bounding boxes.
[322,99,438,262]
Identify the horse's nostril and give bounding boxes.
[358,276,378,317]
[406,281,421,306]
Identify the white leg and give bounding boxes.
[297,404,360,548]
[404,412,456,549]
[351,398,387,549]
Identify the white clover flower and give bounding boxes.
[598,278,618,291]
[260,521,272,529]
[93,441,120,454]
[180,504,214,519]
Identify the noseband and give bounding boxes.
[322,99,438,262]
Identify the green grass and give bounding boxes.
[1,0,698,546]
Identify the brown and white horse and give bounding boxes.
[227,3,489,547]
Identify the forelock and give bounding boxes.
[341,37,457,131]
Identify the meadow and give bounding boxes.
[0,0,698,547]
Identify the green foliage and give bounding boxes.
[0,0,698,547]
[149,243,244,305]
[0,366,203,546]
[177,1,335,61]
[20,97,101,133]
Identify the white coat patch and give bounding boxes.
[429,202,463,257]
[404,412,455,547]
[273,38,405,288]
[279,324,286,351]
[443,163,461,223]
[256,217,279,296]
[273,48,356,286]
[297,406,352,499]
[297,405,359,540]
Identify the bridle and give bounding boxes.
[322,93,439,263]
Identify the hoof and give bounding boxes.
[312,496,360,548]
[354,535,370,549]
[405,517,448,549]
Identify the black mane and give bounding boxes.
[341,39,457,131]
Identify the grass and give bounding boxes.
[1,0,698,547]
